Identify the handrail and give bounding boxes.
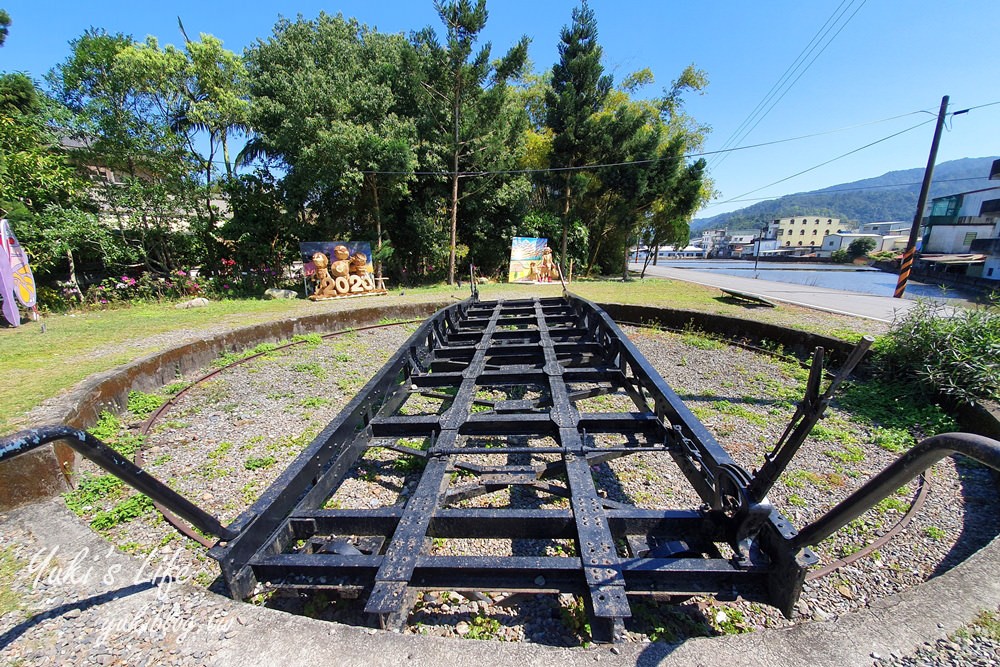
[790,432,1000,549]
[0,425,237,542]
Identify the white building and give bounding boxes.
[818,233,881,258]
[918,160,1000,280]
[860,221,909,236]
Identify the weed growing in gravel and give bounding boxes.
[871,426,913,453]
[784,470,829,490]
[300,396,331,409]
[212,342,280,369]
[923,525,946,540]
[88,411,145,458]
[839,380,955,440]
[90,493,154,531]
[292,362,327,379]
[822,444,865,464]
[392,456,426,474]
[240,481,260,504]
[714,400,767,426]
[208,441,233,460]
[464,613,503,640]
[787,494,808,508]
[291,333,323,349]
[162,381,187,395]
[561,595,591,640]
[680,330,725,351]
[966,610,1000,641]
[244,456,277,471]
[712,606,750,635]
[64,474,124,515]
[630,601,712,642]
[876,496,909,514]
[127,390,165,417]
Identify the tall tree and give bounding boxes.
[415,0,529,285]
[0,9,10,48]
[118,29,251,268]
[545,0,611,274]
[0,73,118,287]
[246,13,419,278]
[48,29,199,273]
[578,68,710,277]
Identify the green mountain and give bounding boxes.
[691,156,999,235]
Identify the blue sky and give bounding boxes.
[2,0,998,216]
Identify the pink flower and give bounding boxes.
[176,270,187,277]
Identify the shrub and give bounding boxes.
[873,300,999,404]
[847,237,877,259]
[830,249,849,263]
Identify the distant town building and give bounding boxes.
[766,217,842,253]
[700,229,728,257]
[859,221,909,236]
[920,158,1000,280]
[818,233,881,258]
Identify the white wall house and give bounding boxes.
[860,221,909,236]
[818,233,881,258]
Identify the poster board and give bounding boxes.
[508,237,549,283]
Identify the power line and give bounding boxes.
[707,0,854,169]
[713,0,868,171]
[709,117,936,207]
[708,0,867,171]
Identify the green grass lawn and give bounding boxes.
[0,278,875,434]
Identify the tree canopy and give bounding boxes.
[0,1,711,300]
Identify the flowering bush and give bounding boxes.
[83,271,209,307]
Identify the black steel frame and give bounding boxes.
[206,293,816,641]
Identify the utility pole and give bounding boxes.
[894,95,949,298]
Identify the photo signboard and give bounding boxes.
[299,241,383,299]
[508,237,548,283]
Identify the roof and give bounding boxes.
[920,253,987,264]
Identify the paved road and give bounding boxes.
[631,262,923,322]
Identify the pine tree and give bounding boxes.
[545,1,611,274]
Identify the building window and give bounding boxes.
[812,229,818,235]
[789,219,794,225]
[798,241,803,246]
[777,229,783,235]
[963,232,977,245]
[824,229,830,235]
[814,219,819,224]
[800,229,805,235]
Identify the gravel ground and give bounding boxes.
[2,307,998,663]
